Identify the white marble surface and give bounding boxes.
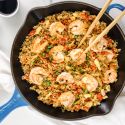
[0,0,125,125]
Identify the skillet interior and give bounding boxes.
[11,1,125,120]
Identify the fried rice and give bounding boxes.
[19,11,119,112]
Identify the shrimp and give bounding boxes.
[69,20,87,35]
[49,22,65,37]
[32,37,48,53]
[58,91,75,108]
[82,74,98,92]
[103,68,117,84]
[49,45,64,63]
[101,50,114,62]
[89,36,108,52]
[69,49,86,65]
[69,49,83,61]
[56,72,74,84]
[29,67,49,85]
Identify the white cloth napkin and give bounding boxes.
[0,51,14,106]
[0,0,125,124]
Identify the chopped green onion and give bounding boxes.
[86,52,90,61]
[31,57,39,66]
[55,71,60,76]
[43,79,51,86]
[66,41,71,45]
[49,56,53,62]
[31,52,36,56]
[45,45,53,53]
[47,45,53,49]
[73,100,79,105]
[86,55,89,61]
[74,35,78,39]
[79,67,84,74]
[71,66,76,71]
[84,89,88,94]
[46,49,50,53]
[64,51,68,55]
[41,52,46,57]
[68,63,72,67]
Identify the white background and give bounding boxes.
[0,0,125,125]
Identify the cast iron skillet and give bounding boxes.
[11,1,125,120]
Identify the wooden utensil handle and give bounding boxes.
[83,10,125,54]
[78,0,113,47]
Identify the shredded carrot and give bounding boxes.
[97,93,103,101]
[51,37,68,45]
[81,12,89,21]
[90,65,96,70]
[29,29,35,36]
[101,51,110,55]
[44,35,49,40]
[90,51,96,57]
[82,106,90,112]
[75,105,80,109]
[59,37,67,45]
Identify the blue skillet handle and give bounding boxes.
[0,89,28,122]
[107,3,125,13]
